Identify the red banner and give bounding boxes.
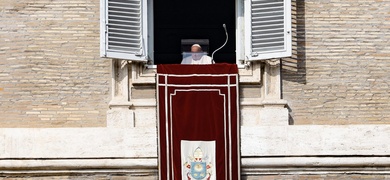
[157,64,240,180]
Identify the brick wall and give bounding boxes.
[3,0,389,127]
[283,0,390,124]
[0,0,110,127]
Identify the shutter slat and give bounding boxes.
[108,8,140,13]
[108,46,139,52]
[108,40,140,45]
[109,32,140,37]
[108,21,140,26]
[108,10,140,16]
[108,24,140,28]
[108,28,140,34]
[253,46,284,52]
[252,39,284,44]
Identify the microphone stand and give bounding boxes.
[211,24,228,64]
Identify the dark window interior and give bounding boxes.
[154,0,236,64]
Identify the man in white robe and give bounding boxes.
[181,44,214,64]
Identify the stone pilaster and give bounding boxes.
[260,59,288,125]
[107,60,134,128]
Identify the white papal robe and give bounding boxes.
[181,55,213,65]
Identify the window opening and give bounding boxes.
[153,0,236,64]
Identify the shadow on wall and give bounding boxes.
[281,0,306,85]
[281,0,307,125]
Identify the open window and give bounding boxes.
[100,0,291,64]
[153,0,236,64]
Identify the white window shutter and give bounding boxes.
[245,0,291,61]
[100,0,148,62]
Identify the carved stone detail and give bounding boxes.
[265,58,281,67]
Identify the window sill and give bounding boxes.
[131,62,262,85]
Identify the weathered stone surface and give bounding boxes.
[0,0,110,127]
[283,0,390,124]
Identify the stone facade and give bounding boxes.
[2,0,390,179]
[283,0,390,125]
[0,0,111,127]
[2,0,389,127]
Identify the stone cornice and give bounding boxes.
[3,157,390,176]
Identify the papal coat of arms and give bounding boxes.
[183,147,213,180]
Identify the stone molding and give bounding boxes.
[1,125,390,175]
[129,62,263,85]
[0,159,157,176]
[241,156,390,175]
[3,157,390,176]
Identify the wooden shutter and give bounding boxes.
[100,0,148,61]
[246,0,291,60]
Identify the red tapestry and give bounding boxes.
[157,64,240,180]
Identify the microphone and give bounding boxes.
[211,24,229,63]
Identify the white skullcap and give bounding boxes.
[192,44,202,48]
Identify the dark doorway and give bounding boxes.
[153,0,236,64]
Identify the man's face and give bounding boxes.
[191,46,202,60]
[191,46,201,53]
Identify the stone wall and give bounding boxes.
[0,0,110,127]
[283,0,390,124]
[4,0,389,127]
[2,0,390,178]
